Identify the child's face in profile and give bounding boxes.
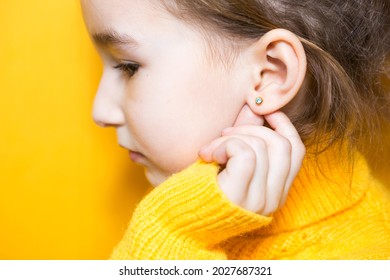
[81,0,251,186]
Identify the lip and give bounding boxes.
[128,150,145,163]
[118,144,146,163]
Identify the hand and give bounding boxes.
[198,108,305,216]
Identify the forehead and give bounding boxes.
[80,0,232,69]
[81,0,161,33]
[80,0,197,48]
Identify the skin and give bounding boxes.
[81,0,306,215]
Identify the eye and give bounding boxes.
[113,62,140,78]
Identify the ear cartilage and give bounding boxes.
[255,97,263,105]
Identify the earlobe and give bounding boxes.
[245,29,307,115]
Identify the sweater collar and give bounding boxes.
[257,145,370,235]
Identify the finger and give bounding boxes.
[242,137,268,214]
[264,111,302,146]
[207,133,284,215]
[211,138,256,206]
[214,134,270,213]
[265,112,306,205]
[226,113,305,208]
[199,135,241,162]
[233,104,265,127]
[262,139,291,215]
[235,127,291,216]
[200,130,271,164]
[222,125,292,210]
[220,133,287,215]
[200,105,265,162]
[200,134,270,212]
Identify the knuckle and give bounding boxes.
[253,138,267,150]
[241,148,256,162]
[227,137,245,147]
[276,137,292,153]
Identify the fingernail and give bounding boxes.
[221,127,233,135]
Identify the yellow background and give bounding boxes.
[0,1,388,259]
[0,1,149,259]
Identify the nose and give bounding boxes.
[92,73,126,128]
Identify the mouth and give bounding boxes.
[119,144,146,163]
[128,150,145,163]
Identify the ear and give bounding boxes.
[243,29,307,116]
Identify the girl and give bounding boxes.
[81,0,390,259]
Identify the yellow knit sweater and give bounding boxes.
[110,146,390,259]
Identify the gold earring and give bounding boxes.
[255,97,263,105]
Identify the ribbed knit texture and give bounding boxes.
[110,146,390,260]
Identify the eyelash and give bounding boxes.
[113,63,140,78]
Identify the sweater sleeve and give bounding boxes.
[109,160,272,260]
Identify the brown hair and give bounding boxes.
[161,0,390,156]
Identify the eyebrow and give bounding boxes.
[92,29,139,49]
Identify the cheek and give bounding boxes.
[127,99,203,172]
[124,59,244,172]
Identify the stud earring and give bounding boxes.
[255,97,263,105]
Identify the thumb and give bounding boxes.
[233,104,264,127]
